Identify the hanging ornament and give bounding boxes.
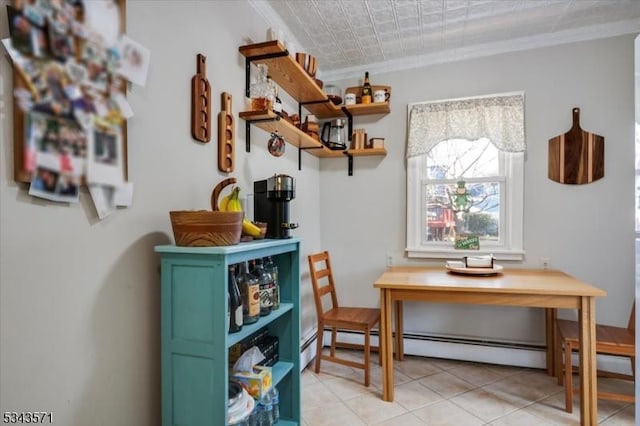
[267,131,285,157]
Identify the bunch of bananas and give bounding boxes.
[218,187,263,238]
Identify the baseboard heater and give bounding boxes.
[301,328,634,376]
[300,328,544,368]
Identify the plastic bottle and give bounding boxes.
[257,390,273,426]
[270,386,279,424]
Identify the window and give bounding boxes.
[406,93,525,260]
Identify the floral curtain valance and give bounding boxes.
[407,93,525,158]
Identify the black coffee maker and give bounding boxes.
[253,174,298,239]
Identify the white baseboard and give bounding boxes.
[300,330,318,371]
[304,329,633,376]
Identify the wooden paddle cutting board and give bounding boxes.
[548,108,604,184]
[191,54,211,143]
[217,92,234,173]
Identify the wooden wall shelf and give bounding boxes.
[239,110,323,150]
[239,41,390,174]
[239,110,387,163]
[238,41,390,120]
[314,147,387,158]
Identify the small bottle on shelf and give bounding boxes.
[263,256,279,310]
[361,71,372,104]
[237,261,260,324]
[254,258,274,316]
[228,265,243,333]
[272,85,282,114]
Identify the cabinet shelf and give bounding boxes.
[227,303,293,347]
[157,239,301,425]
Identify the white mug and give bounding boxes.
[373,89,390,103]
[344,93,356,105]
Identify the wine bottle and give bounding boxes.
[228,265,243,333]
[254,258,274,316]
[264,256,279,310]
[237,261,260,324]
[361,71,372,104]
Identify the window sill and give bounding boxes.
[406,247,525,261]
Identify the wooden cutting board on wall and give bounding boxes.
[548,108,604,184]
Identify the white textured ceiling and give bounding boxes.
[250,0,640,80]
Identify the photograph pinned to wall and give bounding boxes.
[47,22,73,61]
[25,111,87,175]
[22,4,46,27]
[88,184,116,219]
[117,34,150,87]
[6,5,35,55]
[87,123,124,186]
[89,181,133,219]
[28,154,81,203]
[83,0,121,47]
[81,41,108,92]
[2,38,41,99]
[32,61,73,117]
[65,58,87,84]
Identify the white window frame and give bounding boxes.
[406,100,525,261]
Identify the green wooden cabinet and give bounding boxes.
[156,239,301,425]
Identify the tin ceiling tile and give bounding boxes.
[261,0,640,76]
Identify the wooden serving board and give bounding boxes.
[548,108,604,185]
[191,54,211,143]
[217,92,234,172]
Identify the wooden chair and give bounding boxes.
[308,251,381,387]
[555,302,635,413]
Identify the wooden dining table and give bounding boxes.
[374,266,606,426]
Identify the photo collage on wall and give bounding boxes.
[3,0,149,212]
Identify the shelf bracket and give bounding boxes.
[244,115,281,153]
[245,121,251,152]
[341,107,354,141]
[345,152,354,176]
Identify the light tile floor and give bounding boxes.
[301,348,635,425]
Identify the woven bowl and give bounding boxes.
[170,210,243,247]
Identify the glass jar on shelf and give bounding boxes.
[249,64,271,112]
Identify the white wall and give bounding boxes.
[323,34,636,346]
[0,2,321,425]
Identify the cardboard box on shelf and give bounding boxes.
[229,328,269,361]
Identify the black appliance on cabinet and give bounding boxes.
[254,174,298,239]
